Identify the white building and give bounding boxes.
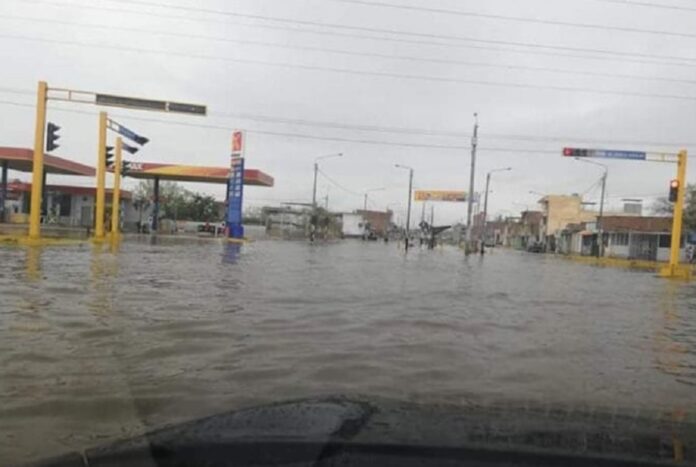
[2,180,139,230]
[341,212,367,238]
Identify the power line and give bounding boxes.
[0,87,34,96]
[3,33,696,103]
[317,168,363,197]
[13,0,696,68]
[588,0,696,13]
[3,15,695,86]
[2,98,693,150]
[333,0,696,39]
[210,109,695,147]
[0,97,555,152]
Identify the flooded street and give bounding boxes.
[1,235,696,464]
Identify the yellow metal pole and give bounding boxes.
[110,137,122,238]
[95,111,107,240]
[662,150,688,278]
[28,81,48,240]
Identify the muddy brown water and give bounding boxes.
[1,235,695,463]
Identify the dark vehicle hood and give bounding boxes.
[29,396,693,467]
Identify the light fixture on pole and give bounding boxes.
[395,164,414,251]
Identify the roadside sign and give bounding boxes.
[96,93,207,116]
[414,190,468,202]
[563,147,646,161]
[231,130,245,157]
[227,156,245,239]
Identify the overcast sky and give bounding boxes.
[1,0,695,225]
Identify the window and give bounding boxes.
[56,194,71,217]
[659,235,671,248]
[612,233,628,246]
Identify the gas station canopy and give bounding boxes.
[0,147,95,176]
[109,162,274,187]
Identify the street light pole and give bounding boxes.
[481,167,512,255]
[395,164,414,251]
[465,113,479,254]
[575,157,608,258]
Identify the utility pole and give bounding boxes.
[312,162,318,208]
[406,168,413,250]
[597,170,607,258]
[312,153,342,208]
[575,157,607,258]
[430,205,434,226]
[421,201,426,224]
[364,187,384,213]
[465,113,478,254]
[396,164,414,251]
[481,167,512,255]
[481,171,491,255]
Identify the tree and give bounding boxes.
[130,180,221,223]
[652,183,696,231]
[186,193,219,222]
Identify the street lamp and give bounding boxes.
[481,167,512,254]
[364,187,385,211]
[312,153,343,208]
[395,164,414,251]
[575,157,608,257]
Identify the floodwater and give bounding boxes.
[1,232,695,464]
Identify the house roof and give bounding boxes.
[601,216,672,233]
[0,147,95,176]
[106,162,274,187]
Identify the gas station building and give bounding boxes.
[1,147,274,232]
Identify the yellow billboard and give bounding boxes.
[414,190,467,202]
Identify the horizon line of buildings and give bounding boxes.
[477,194,686,261]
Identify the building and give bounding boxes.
[557,216,686,261]
[506,211,544,250]
[538,195,598,251]
[341,212,366,238]
[601,216,684,261]
[262,206,310,239]
[2,180,137,229]
[354,210,393,237]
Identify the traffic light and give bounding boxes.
[121,160,131,177]
[669,179,680,203]
[46,122,61,152]
[105,146,114,168]
[563,147,590,158]
[122,143,139,155]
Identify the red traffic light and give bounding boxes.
[562,147,590,157]
[669,179,680,202]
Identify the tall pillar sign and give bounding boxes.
[227,130,245,239]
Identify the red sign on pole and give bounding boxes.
[232,130,244,157]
